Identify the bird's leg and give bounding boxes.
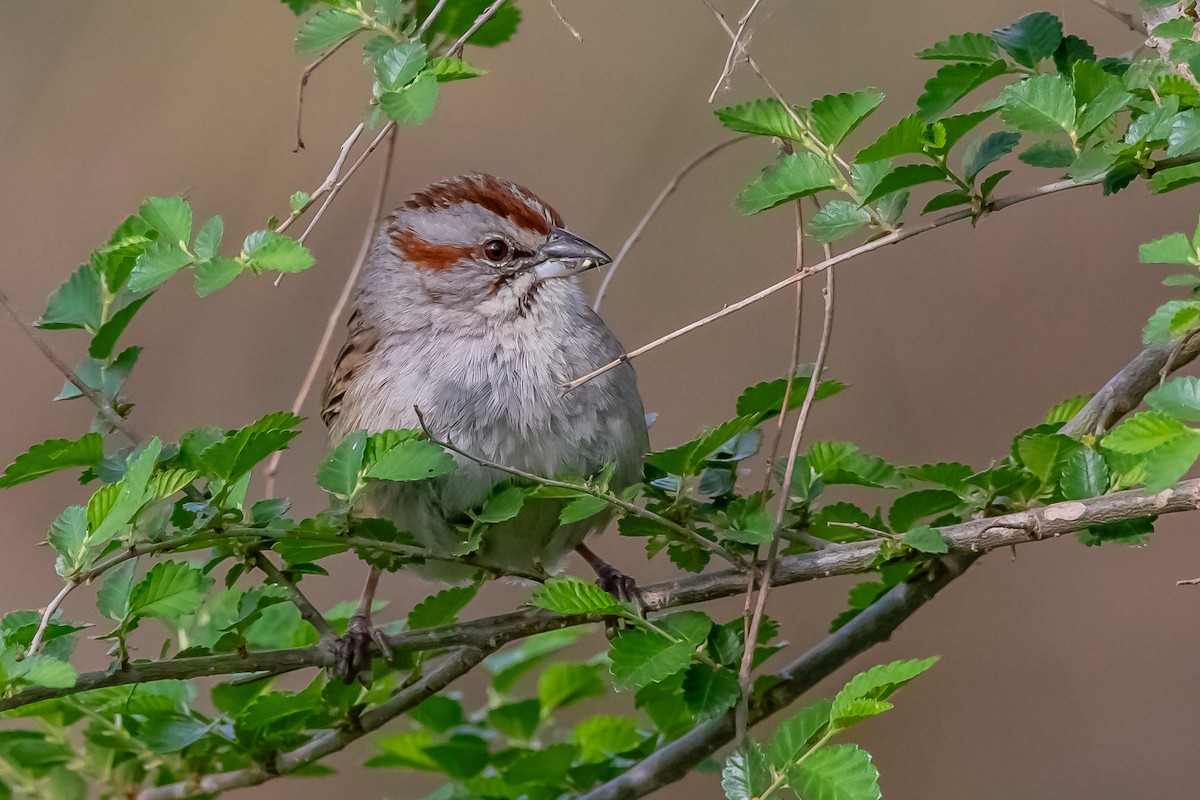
[576,543,645,610]
[334,565,393,684]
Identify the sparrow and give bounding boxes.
[321,174,649,678]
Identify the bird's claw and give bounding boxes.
[594,563,646,612]
[333,613,392,685]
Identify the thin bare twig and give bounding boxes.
[593,135,751,311]
[708,0,766,102]
[563,160,1200,393]
[448,0,508,54]
[253,552,336,641]
[294,36,357,152]
[1086,0,1150,36]
[418,0,451,34]
[277,123,366,238]
[25,581,77,657]
[264,127,399,496]
[737,247,835,744]
[296,122,397,246]
[548,0,583,41]
[414,407,749,569]
[0,287,141,444]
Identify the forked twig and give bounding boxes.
[263,127,399,497]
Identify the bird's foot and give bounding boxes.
[594,562,645,612]
[333,613,393,685]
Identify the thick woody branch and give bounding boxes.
[5,480,1199,713]
[581,552,974,800]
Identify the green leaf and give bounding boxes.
[38,265,102,331]
[127,241,191,293]
[1149,161,1200,193]
[722,743,771,800]
[475,484,526,523]
[1144,299,1200,344]
[379,70,439,125]
[193,257,244,297]
[317,430,367,497]
[1060,448,1110,500]
[922,189,972,213]
[767,699,833,768]
[808,200,871,242]
[962,131,1021,180]
[289,191,310,213]
[787,744,880,800]
[489,699,541,739]
[193,216,224,261]
[139,717,209,753]
[681,662,739,721]
[0,433,103,488]
[375,42,427,90]
[138,196,192,245]
[807,441,902,489]
[809,90,884,147]
[1000,74,1076,134]
[1168,109,1200,157]
[933,109,1000,153]
[831,657,937,723]
[715,98,805,139]
[242,230,314,273]
[503,743,579,785]
[1104,412,1194,454]
[888,489,960,531]
[573,716,641,761]
[1053,34,1096,74]
[88,295,150,360]
[96,560,136,621]
[201,412,303,481]
[901,524,949,554]
[736,152,838,214]
[408,585,477,629]
[918,32,1001,63]
[736,375,845,419]
[917,60,1007,119]
[1019,141,1075,168]
[425,734,489,779]
[610,629,694,691]
[538,662,604,713]
[1144,430,1200,489]
[991,12,1063,68]
[364,433,456,482]
[48,506,89,577]
[295,7,363,54]
[861,164,947,205]
[1016,433,1081,483]
[1141,232,1196,265]
[530,576,621,615]
[128,560,213,620]
[1077,85,1133,138]
[16,656,76,689]
[855,114,926,162]
[1147,376,1200,422]
[429,55,487,82]
[559,493,610,525]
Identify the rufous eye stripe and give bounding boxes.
[391,228,473,271]
[404,174,562,236]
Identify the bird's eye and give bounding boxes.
[483,238,511,262]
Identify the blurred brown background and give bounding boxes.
[1,1,1198,797]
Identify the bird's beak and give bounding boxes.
[531,228,611,281]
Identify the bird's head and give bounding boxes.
[369,173,610,318]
